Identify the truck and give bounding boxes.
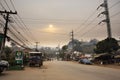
[29,52,43,67]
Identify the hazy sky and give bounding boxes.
[0,0,120,47]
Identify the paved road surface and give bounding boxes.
[0,61,120,80]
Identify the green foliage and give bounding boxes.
[94,38,119,54]
[68,39,82,52]
[73,40,82,51]
[59,45,68,59]
[59,53,65,59]
[4,46,12,60]
[9,57,16,66]
[62,45,68,51]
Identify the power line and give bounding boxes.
[0,18,5,27]
[8,29,26,45]
[11,17,83,22]
[0,2,32,46]
[1,0,36,45]
[0,1,6,10]
[10,0,16,11]
[10,0,36,42]
[75,16,98,35]
[38,30,67,36]
[74,8,101,34]
[0,21,31,47]
[3,0,11,10]
[11,15,27,31]
[109,0,120,9]
[10,15,34,43]
[1,15,33,46]
[81,1,116,39]
[75,0,120,38]
[9,23,29,43]
[8,28,31,47]
[10,37,29,49]
[9,0,35,41]
[111,11,120,18]
[0,12,31,46]
[16,15,37,41]
[19,19,84,24]
[77,24,98,38]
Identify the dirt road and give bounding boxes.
[0,61,120,80]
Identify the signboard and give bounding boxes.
[15,51,23,65]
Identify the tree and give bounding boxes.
[94,38,119,54]
[68,39,82,52]
[62,45,68,51]
[73,39,82,51]
[4,46,12,60]
[59,45,68,60]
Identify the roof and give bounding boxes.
[29,52,42,54]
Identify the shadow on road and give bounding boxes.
[0,73,9,77]
[28,65,48,70]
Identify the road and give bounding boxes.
[0,61,120,80]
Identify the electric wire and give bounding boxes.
[0,1,6,10]
[9,23,29,43]
[74,9,98,34]
[10,0,37,42]
[0,1,31,48]
[9,0,34,41]
[76,0,120,39]
[9,25,25,42]
[109,0,120,9]
[10,16,33,45]
[1,0,34,47]
[4,0,11,10]
[8,29,25,45]
[111,11,120,18]
[1,0,120,45]
[10,0,16,11]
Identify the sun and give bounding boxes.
[43,24,57,33]
[49,24,53,28]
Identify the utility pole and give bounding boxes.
[70,30,74,51]
[35,42,39,51]
[0,10,17,59]
[58,44,60,54]
[97,0,112,38]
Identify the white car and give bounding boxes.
[0,60,9,73]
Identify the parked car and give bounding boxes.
[79,58,92,65]
[73,57,80,61]
[0,60,9,73]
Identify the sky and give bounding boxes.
[0,0,120,48]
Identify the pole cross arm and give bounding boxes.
[98,19,107,25]
[97,11,107,17]
[97,3,106,10]
[0,10,17,14]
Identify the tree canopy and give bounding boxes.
[94,38,119,54]
[4,46,12,60]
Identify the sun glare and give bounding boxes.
[49,24,53,28]
[43,24,56,33]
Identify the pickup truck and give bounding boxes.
[0,60,9,73]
